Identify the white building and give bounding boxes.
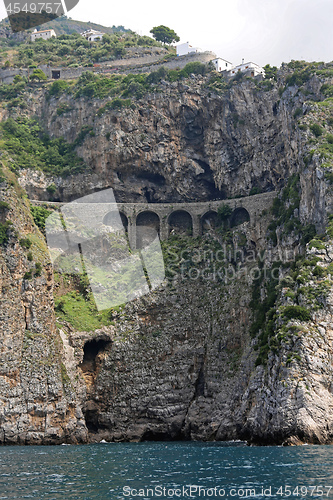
[30,29,56,42]
[212,57,233,72]
[81,29,105,42]
[229,61,265,77]
[176,42,202,57]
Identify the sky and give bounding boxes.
[0,0,332,67]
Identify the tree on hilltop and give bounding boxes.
[150,25,180,44]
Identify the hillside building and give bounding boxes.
[229,61,265,77]
[176,42,202,57]
[81,29,105,42]
[212,57,233,72]
[30,29,56,42]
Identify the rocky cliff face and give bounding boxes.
[18,73,311,204]
[2,65,333,444]
[0,172,87,444]
[57,233,333,446]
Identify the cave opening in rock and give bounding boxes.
[80,338,111,433]
[80,339,111,373]
[137,171,166,186]
[141,429,187,442]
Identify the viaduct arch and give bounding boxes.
[33,191,276,249]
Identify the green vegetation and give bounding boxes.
[249,186,261,196]
[30,205,52,232]
[56,103,74,116]
[285,68,312,87]
[0,78,27,101]
[26,16,129,36]
[0,200,9,210]
[282,305,312,321]
[47,79,70,98]
[293,108,303,119]
[10,30,166,68]
[19,237,32,248]
[308,238,325,250]
[0,220,12,245]
[326,214,333,238]
[54,269,121,331]
[55,290,115,331]
[97,98,132,116]
[217,203,232,221]
[250,262,280,366]
[0,117,88,177]
[23,262,44,280]
[268,174,315,246]
[310,123,324,137]
[263,64,278,81]
[149,25,180,45]
[30,68,47,81]
[321,84,333,97]
[205,72,228,94]
[35,262,42,276]
[71,63,210,102]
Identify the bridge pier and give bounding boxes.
[128,217,136,250]
[192,215,201,237]
[160,217,169,241]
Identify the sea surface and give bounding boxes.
[0,441,332,500]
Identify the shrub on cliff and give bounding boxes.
[30,205,52,232]
[285,68,311,87]
[0,221,12,245]
[47,80,69,98]
[263,64,277,81]
[282,305,311,322]
[309,123,324,137]
[30,69,47,82]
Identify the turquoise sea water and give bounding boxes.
[0,442,332,499]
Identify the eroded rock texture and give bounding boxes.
[2,71,333,444]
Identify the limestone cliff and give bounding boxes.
[2,62,333,444]
[23,75,301,203]
[0,170,87,444]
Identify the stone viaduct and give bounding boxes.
[33,191,276,249]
